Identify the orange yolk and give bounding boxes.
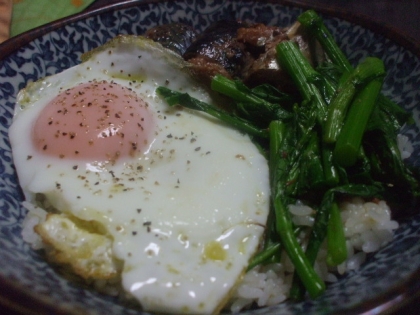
[32,80,153,163]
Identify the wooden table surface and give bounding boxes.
[1,0,419,314]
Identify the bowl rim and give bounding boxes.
[1,0,420,59]
[0,0,419,314]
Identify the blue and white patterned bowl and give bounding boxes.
[0,1,419,314]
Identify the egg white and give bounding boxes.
[10,36,270,314]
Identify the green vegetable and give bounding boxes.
[326,202,347,266]
[211,74,293,126]
[290,183,383,300]
[155,86,268,139]
[247,243,282,271]
[270,120,326,299]
[275,40,342,191]
[333,72,384,167]
[283,106,319,196]
[298,132,325,191]
[276,41,327,125]
[155,8,420,304]
[297,8,417,208]
[321,143,340,186]
[298,9,352,73]
[272,192,325,299]
[364,130,420,206]
[323,57,386,144]
[370,94,414,133]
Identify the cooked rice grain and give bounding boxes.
[21,196,398,313]
[228,197,398,311]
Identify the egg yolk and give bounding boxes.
[32,80,153,162]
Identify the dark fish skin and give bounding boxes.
[144,20,323,96]
[183,20,250,78]
[145,23,198,55]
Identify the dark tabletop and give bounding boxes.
[1,0,419,314]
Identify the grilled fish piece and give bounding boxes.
[145,22,197,55]
[183,20,251,82]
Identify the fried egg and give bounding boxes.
[10,36,270,314]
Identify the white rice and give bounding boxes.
[227,134,412,311]
[227,197,399,312]
[228,263,291,313]
[21,196,399,312]
[21,201,47,250]
[397,134,413,159]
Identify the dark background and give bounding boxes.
[1,0,419,314]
